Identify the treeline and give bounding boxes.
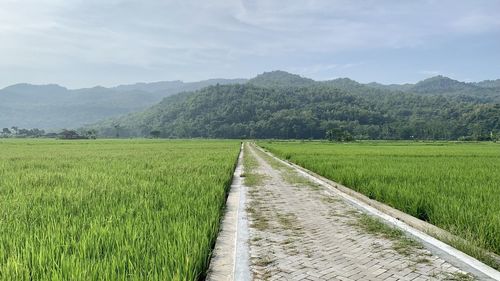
[1,127,97,139]
[1,127,47,138]
[89,83,500,141]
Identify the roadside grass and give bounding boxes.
[442,272,476,281]
[276,212,303,234]
[355,214,424,257]
[242,143,267,187]
[246,202,270,231]
[243,145,275,281]
[252,144,320,189]
[243,143,270,231]
[251,144,288,171]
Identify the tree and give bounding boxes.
[325,128,353,142]
[29,128,44,137]
[489,131,499,143]
[86,129,97,139]
[326,129,337,141]
[113,123,121,138]
[2,128,11,134]
[150,130,161,138]
[341,131,354,142]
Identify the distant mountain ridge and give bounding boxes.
[409,75,478,93]
[0,78,246,129]
[365,75,500,99]
[473,79,500,89]
[248,71,500,97]
[111,78,247,93]
[2,71,500,130]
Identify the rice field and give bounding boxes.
[0,139,240,280]
[258,141,500,266]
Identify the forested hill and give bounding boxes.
[89,72,500,140]
[250,71,500,102]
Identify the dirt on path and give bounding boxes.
[244,143,475,281]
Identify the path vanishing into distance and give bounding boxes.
[208,143,500,281]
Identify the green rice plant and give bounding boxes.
[258,141,500,269]
[0,139,240,280]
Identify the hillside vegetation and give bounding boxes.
[90,71,500,140]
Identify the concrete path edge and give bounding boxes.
[206,144,251,281]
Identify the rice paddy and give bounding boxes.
[0,139,240,280]
[2,139,499,278]
[258,141,500,267]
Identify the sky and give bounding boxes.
[1,0,499,88]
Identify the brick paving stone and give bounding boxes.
[245,144,475,281]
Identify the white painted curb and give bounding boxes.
[207,144,251,281]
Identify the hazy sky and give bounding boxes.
[1,0,499,88]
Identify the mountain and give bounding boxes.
[365,82,414,92]
[247,72,500,101]
[408,76,478,93]
[364,76,500,102]
[409,76,500,102]
[321,78,392,95]
[89,72,500,140]
[3,70,500,137]
[2,83,68,96]
[0,79,245,129]
[112,79,247,93]
[112,81,186,92]
[474,79,500,89]
[248,70,315,88]
[323,78,364,90]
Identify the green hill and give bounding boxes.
[248,70,315,88]
[89,72,500,140]
[474,79,500,89]
[409,75,476,93]
[366,76,500,102]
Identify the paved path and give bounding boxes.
[245,144,475,281]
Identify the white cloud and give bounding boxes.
[0,0,498,87]
[451,13,500,33]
